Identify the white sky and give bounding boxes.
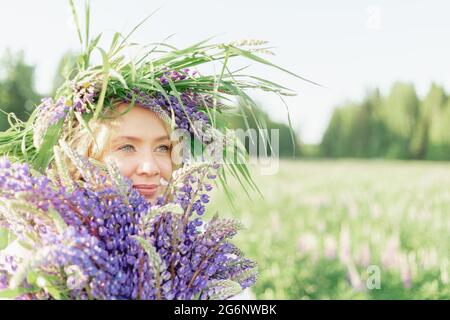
[0,0,449,143]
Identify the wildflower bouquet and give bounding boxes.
[0,141,257,299]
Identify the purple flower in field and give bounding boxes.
[324,235,337,260]
[297,233,318,257]
[399,253,412,289]
[355,243,371,268]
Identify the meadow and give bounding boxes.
[208,159,450,299]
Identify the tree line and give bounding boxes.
[321,82,450,160]
[0,50,41,131]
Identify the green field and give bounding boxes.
[208,160,450,299]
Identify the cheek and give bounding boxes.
[104,151,173,181]
[156,156,173,181]
[110,155,137,178]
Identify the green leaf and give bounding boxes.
[278,94,297,157]
[0,287,35,299]
[117,7,162,52]
[34,119,64,173]
[41,276,63,300]
[109,68,128,89]
[84,0,90,52]
[245,75,295,93]
[26,270,38,286]
[21,109,38,163]
[93,47,110,121]
[153,35,217,67]
[217,171,238,215]
[109,32,121,54]
[129,53,137,83]
[68,0,83,46]
[35,273,66,300]
[227,45,322,86]
[0,226,9,250]
[87,33,102,57]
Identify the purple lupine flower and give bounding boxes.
[71,80,98,113]
[33,97,72,148]
[158,68,197,84]
[0,155,256,300]
[123,84,215,142]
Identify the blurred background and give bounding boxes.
[0,0,449,299]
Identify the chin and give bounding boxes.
[144,195,157,203]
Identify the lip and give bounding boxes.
[133,184,159,196]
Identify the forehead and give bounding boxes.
[111,103,170,141]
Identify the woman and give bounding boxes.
[67,101,175,204]
[0,4,307,299]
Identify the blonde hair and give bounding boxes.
[64,112,119,182]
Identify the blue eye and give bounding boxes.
[156,144,171,153]
[118,144,136,152]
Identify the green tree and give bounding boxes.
[0,49,42,131]
[321,83,423,160]
[422,83,449,160]
[379,82,420,159]
[321,102,362,158]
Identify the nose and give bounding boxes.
[136,156,160,177]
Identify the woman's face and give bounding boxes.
[101,103,173,203]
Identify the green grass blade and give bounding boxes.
[68,0,83,46]
[227,45,322,87]
[93,47,110,120]
[84,0,90,52]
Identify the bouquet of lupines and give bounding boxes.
[0,141,257,300]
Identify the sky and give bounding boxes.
[0,0,449,143]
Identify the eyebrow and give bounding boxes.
[112,135,170,143]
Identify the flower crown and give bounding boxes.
[0,4,316,202]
